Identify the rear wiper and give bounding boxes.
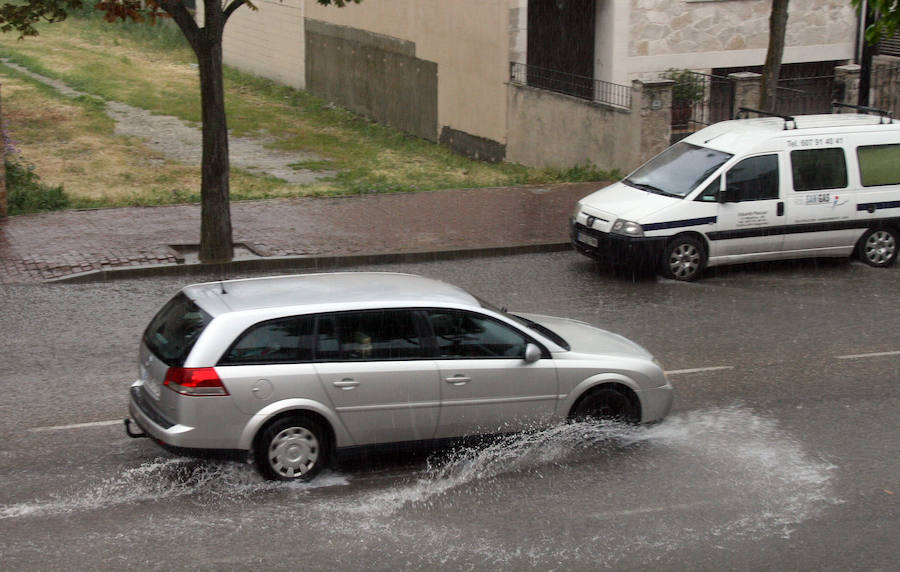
[624,179,680,198]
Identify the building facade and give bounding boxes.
[211,0,860,172]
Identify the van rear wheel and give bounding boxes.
[857,227,898,267]
[661,236,706,281]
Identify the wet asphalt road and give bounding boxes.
[1,252,898,570]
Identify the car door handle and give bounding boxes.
[445,375,472,386]
[332,378,360,390]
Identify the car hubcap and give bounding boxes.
[670,244,700,278]
[269,427,319,478]
[865,231,896,265]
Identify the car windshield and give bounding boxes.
[476,297,571,350]
[143,292,212,366]
[625,141,732,198]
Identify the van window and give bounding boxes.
[725,154,779,201]
[626,142,732,198]
[219,316,316,365]
[858,144,900,187]
[791,148,848,191]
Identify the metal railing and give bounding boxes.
[510,62,632,109]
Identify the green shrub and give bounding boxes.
[5,157,70,214]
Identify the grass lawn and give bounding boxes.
[0,14,613,211]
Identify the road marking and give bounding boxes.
[836,350,900,360]
[664,366,733,376]
[29,419,122,433]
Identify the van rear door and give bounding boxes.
[783,146,858,254]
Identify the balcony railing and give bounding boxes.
[510,62,632,109]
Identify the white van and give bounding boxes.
[571,111,900,280]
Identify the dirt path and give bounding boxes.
[3,59,328,185]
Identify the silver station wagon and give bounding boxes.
[126,272,673,480]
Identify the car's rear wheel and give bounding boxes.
[255,415,329,481]
[857,227,898,267]
[571,387,639,423]
[661,235,706,281]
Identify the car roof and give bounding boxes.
[182,272,481,316]
[683,113,900,155]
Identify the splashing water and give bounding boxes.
[1,407,839,567]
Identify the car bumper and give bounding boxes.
[127,380,247,452]
[637,382,674,423]
[571,220,667,268]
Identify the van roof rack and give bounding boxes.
[831,101,894,123]
[736,107,796,129]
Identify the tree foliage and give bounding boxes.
[853,0,900,45]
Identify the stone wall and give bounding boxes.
[630,0,854,59]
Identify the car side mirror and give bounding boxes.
[719,187,741,203]
[524,343,541,363]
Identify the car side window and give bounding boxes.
[219,316,316,365]
[428,310,528,359]
[725,154,779,201]
[317,310,424,361]
[791,148,848,191]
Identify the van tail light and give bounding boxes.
[164,367,229,396]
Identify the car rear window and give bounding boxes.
[143,292,212,366]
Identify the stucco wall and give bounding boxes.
[506,84,640,171]
[220,0,306,89]
[305,0,511,148]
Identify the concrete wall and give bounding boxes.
[220,0,306,89]
[305,19,438,141]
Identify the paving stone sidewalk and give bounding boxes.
[0,183,602,284]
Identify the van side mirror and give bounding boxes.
[719,187,741,203]
[524,343,541,363]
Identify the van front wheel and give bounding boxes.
[661,236,706,281]
[857,227,898,267]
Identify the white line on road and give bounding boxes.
[836,350,900,360]
[29,419,122,433]
[664,366,734,376]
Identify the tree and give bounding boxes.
[853,0,900,45]
[0,0,359,262]
[759,0,789,111]
[852,0,900,107]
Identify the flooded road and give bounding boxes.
[1,253,897,569]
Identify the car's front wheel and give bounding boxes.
[255,415,329,481]
[570,387,639,424]
[857,227,898,267]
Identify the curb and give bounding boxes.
[50,242,573,284]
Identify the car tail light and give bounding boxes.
[164,367,229,396]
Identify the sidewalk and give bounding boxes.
[0,183,602,284]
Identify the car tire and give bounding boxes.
[571,387,639,424]
[661,235,706,281]
[255,414,329,481]
[856,227,898,268]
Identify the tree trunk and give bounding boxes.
[196,36,234,263]
[164,0,235,263]
[759,0,790,111]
